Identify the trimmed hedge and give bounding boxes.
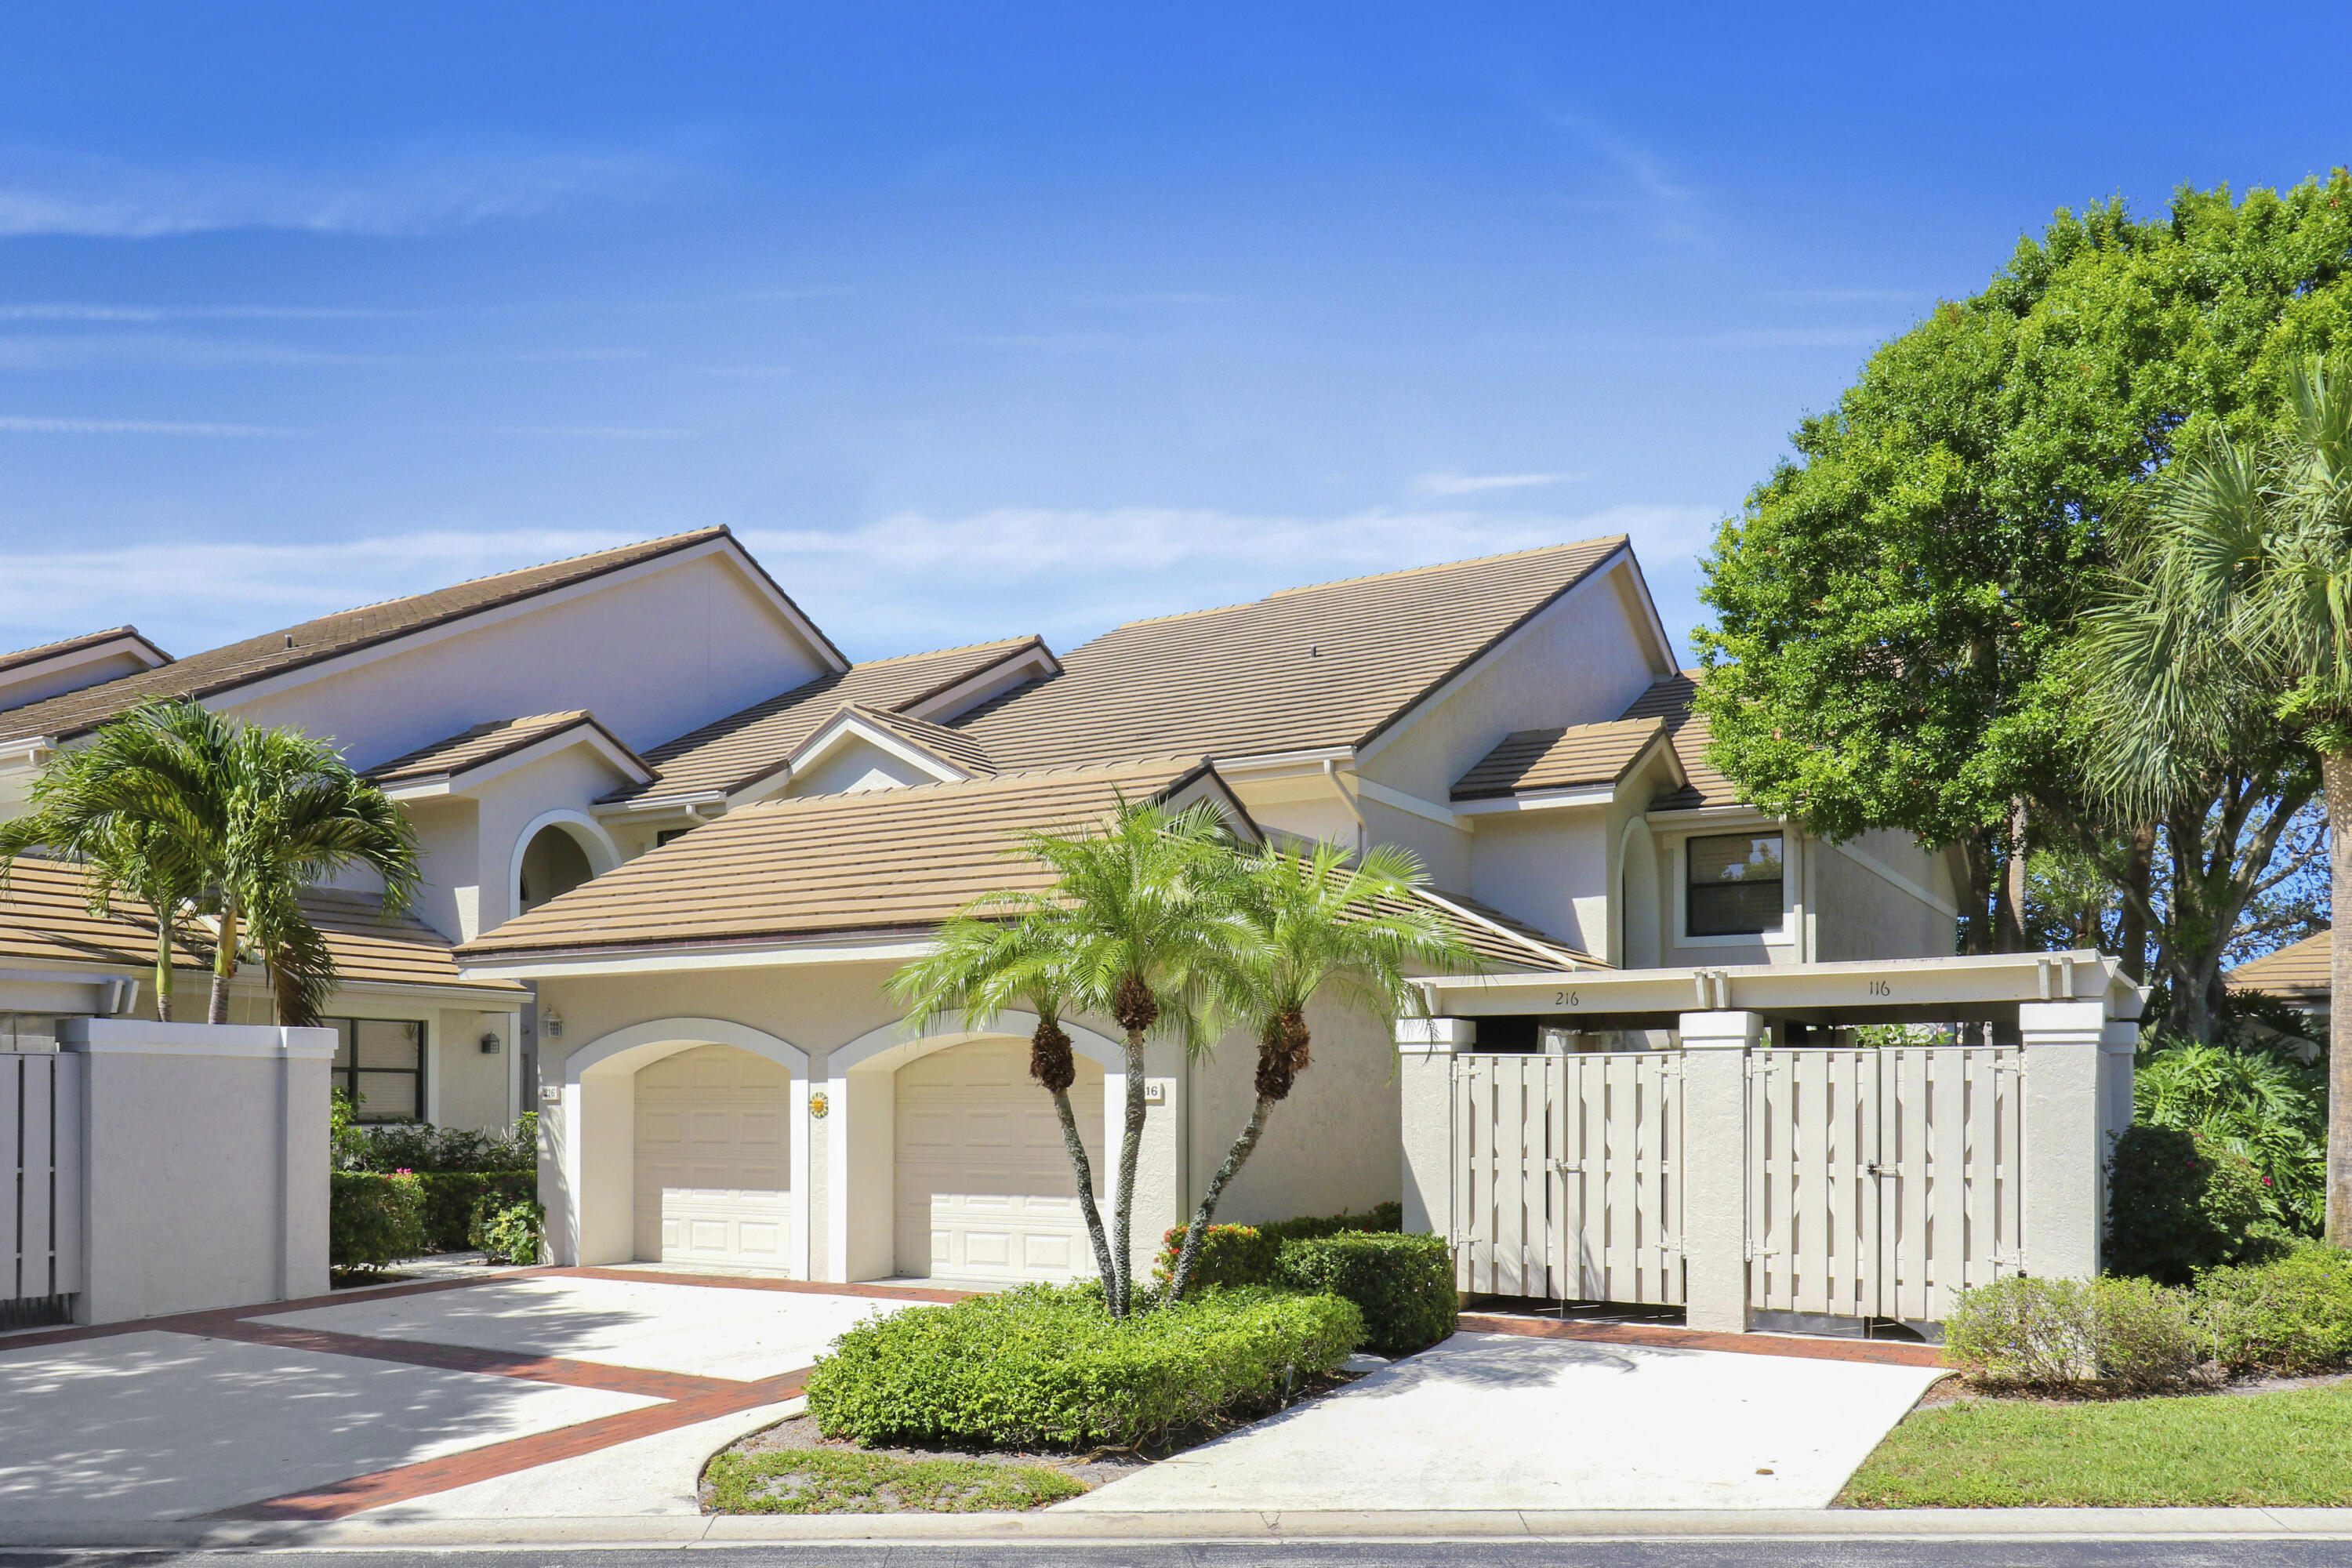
[2201,1244,2352,1375]
[1154,1201,1403,1288]
[2107,1125,2277,1284]
[329,1171,427,1271]
[336,1114,537,1174]
[805,1283,1363,1450]
[1277,1230,1455,1355]
[1944,1273,2201,1392]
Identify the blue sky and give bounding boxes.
[1,3,2346,665]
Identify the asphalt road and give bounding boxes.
[6,1545,2352,1568]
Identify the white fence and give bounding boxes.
[1444,1034,2061,1327]
[2,1049,82,1328]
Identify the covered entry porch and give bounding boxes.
[1399,949,2142,1335]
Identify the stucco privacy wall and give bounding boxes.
[1183,996,1401,1228]
[61,1018,332,1324]
[224,550,830,769]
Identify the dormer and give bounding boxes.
[0,626,172,716]
[778,704,997,798]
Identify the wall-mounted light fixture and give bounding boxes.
[541,1007,564,1040]
[478,1031,502,1054]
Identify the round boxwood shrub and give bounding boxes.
[1944,1272,2201,1392]
[1151,1223,1281,1290]
[329,1171,428,1272]
[805,1282,1363,1450]
[1276,1230,1456,1356]
[2198,1243,2352,1375]
[2107,1124,2274,1284]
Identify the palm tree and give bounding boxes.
[0,700,419,1029]
[888,911,1118,1287]
[2072,356,2352,1243]
[1163,839,1475,1300]
[891,794,1240,1316]
[215,722,419,1026]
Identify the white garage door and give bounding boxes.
[633,1044,792,1269]
[895,1037,1105,1281]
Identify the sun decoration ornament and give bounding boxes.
[809,1091,829,1120]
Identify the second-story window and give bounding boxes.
[1687,833,1784,937]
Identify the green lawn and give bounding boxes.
[1842,1382,2352,1507]
[705,1449,1087,1514]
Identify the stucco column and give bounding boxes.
[2020,1000,2108,1280]
[1677,1010,1759,1334]
[1396,1018,1472,1254]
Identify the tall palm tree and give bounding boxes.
[888,910,1118,1287]
[1163,839,1476,1301]
[892,794,1239,1316]
[0,700,419,1029]
[2073,356,2352,1243]
[216,722,419,1026]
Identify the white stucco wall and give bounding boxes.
[1467,810,1612,957]
[788,736,943,798]
[225,550,830,768]
[1184,996,1402,1229]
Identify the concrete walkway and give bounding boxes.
[1061,1330,1946,1512]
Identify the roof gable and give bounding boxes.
[367,711,655,797]
[1451,717,1672,802]
[0,529,841,746]
[954,538,1628,771]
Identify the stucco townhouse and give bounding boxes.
[0,525,1965,1287]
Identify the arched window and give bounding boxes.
[518,824,596,913]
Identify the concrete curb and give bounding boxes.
[9,1507,2352,1549]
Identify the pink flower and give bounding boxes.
[394,1167,413,1176]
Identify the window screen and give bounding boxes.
[328,1018,426,1121]
[1686,833,1784,937]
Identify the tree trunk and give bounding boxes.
[1110,1026,1147,1316]
[1995,798,2031,953]
[153,913,175,1024]
[2118,823,2154,983]
[2326,752,2352,1248]
[1051,1087,1119,1288]
[1167,1093,1276,1302]
[1959,833,1997,955]
[206,904,239,1025]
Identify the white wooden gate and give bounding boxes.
[1748,1044,2020,1322]
[1452,1051,1682,1305]
[1450,1041,2022,1322]
[2,1050,83,1328]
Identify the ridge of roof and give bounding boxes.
[1265,535,1631,600]
[605,636,1051,806]
[366,710,650,786]
[831,703,998,776]
[0,528,764,746]
[0,624,172,677]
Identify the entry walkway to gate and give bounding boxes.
[1400,949,2139,1334]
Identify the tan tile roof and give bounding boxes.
[833,705,997,778]
[365,711,648,786]
[0,529,808,745]
[605,637,1045,806]
[955,539,1628,770]
[0,856,521,996]
[1408,888,1602,969]
[2228,930,2332,1000]
[1620,670,1735,811]
[467,757,1211,956]
[0,625,170,681]
[1451,717,1668,801]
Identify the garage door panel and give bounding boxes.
[895,1038,1105,1282]
[634,1044,793,1270]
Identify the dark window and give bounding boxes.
[655,826,695,847]
[328,1018,426,1121]
[1686,833,1784,937]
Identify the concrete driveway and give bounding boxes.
[1060,1329,1946,1512]
[0,1268,929,1526]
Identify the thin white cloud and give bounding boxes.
[0,414,297,436]
[0,333,649,370]
[1414,471,1577,495]
[0,504,1724,667]
[0,142,694,239]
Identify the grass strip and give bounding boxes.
[1842,1382,2352,1507]
[706,1449,1087,1514]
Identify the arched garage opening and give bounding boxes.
[827,1013,1121,1286]
[555,1018,810,1277]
